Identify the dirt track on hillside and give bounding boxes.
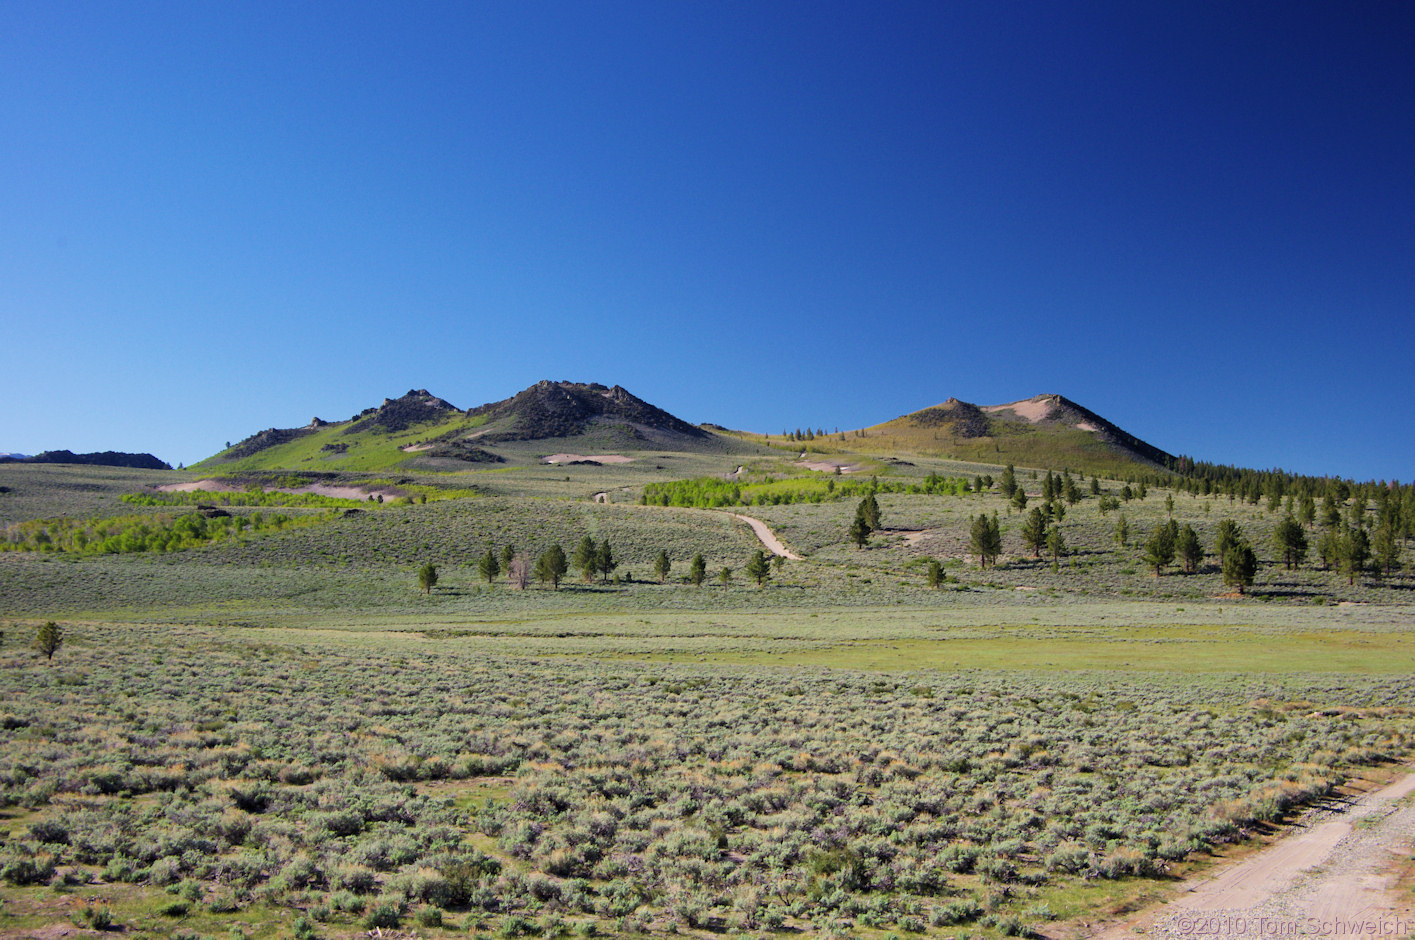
[729,513,802,560]
[1091,769,1415,939]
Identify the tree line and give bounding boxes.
[416,537,785,594]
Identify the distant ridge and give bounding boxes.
[0,450,171,470]
[194,383,1172,476]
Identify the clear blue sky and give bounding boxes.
[3,1,1412,480]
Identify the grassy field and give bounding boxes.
[1,457,1412,939]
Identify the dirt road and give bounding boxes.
[728,513,802,560]
[1094,769,1415,938]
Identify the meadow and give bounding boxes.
[0,458,1412,938]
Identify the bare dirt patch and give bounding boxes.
[540,453,634,464]
[796,459,862,474]
[982,397,1054,423]
[158,480,402,500]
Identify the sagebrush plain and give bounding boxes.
[2,409,1412,939]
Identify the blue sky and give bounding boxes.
[3,1,1412,480]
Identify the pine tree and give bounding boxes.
[535,545,568,589]
[1010,486,1028,513]
[745,549,771,587]
[35,621,63,661]
[653,550,671,583]
[1342,527,1370,586]
[1320,494,1342,529]
[1020,508,1047,558]
[418,562,439,594]
[1114,513,1130,547]
[1318,527,1342,570]
[596,541,617,583]
[1046,525,1066,570]
[970,513,1002,569]
[718,567,732,586]
[1000,464,1017,498]
[1215,519,1241,564]
[501,543,516,575]
[1372,521,1399,577]
[859,494,881,530]
[849,514,871,549]
[478,548,500,585]
[1177,524,1203,574]
[689,553,707,586]
[573,536,598,582]
[1143,521,1177,576]
[1272,517,1308,570]
[1299,495,1317,528]
[924,558,943,589]
[1222,541,1258,594]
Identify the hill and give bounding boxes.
[194,382,750,472]
[758,393,1175,477]
[465,380,710,445]
[0,450,171,470]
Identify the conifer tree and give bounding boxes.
[535,545,568,589]
[859,494,881,530]
[689,553,707,586]
[1143,521,1177,576]
[653,550,671,583]
[745,550,771,587]
[1372,521,1399,578]
[849,509,872,548]
[35,621,63,661]
[1222,541,1258,594]
[418,562,438,594]
[1177,524,1203,574]
[1272,517,1308,570]
[573,536,598,582]
[595,541,617,583]
[1000,464,1017,498]
[1046,525,1066,570]
[1342,527,1370,586]
[925,558,943,589]
[1020,507,1047,558]
[1215,519,1241,564]
[478,548,500,585]
[970,513,1002,568]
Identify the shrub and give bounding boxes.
[364,899,402,929]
